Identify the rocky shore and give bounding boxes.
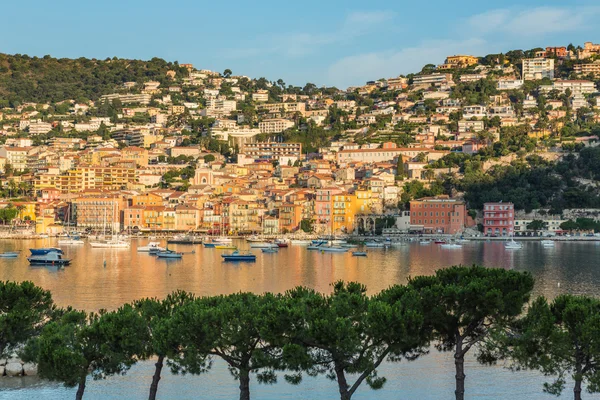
[0,358,37,377]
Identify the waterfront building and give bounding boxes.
[522,58,555,80]
[409,195,466,234]
[483,202,514,237]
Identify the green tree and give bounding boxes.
[176,293,284,400]
[409,265,535,400]
[513,295,600,400]
[526,219,548,234]
[283,282,428,400]
[300,219,313,233]
[134,291,196,400]
[27,306,146,400]
[560,220,579,232]
[0,281,55,358]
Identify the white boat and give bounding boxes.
[249,242,278,249]
[290,240,312,245]
[90,239,130,249]
[320,246,348,253]
[246,235,263,243]
[138,242,166,252]
[541,240,555,247]
[331,239,348,245]
[504,238,523,250]
[213,237,232,244]
[57,236,85,245]
[365,242,386,248]
[440,243,463,249]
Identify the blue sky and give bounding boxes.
[2,0,599,88]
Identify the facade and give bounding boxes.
[439,55,479,69]
[412,73,453,87]
[409,196,466,234]
[99,93,151,105]
[573,61,600,76]
[252,90,269,102]
[241,142,302,162]
[0,146,32,171]
[522,58,555,80]
[497,79,524,90]
[483,202,514,236]
[539,80,597,95]
[258,119,295,134]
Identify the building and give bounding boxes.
[539,80,597,95]
[72,196,125,232]
[439,55,479,70]
[458,120,485,133]
[483,202,514,237]
[337,145,448,164]
[409,196,466,234]
[412,73,453,87]
[241,142,302,162]
[573,61,600,77]
[522,58,555,80]
[537,47,568,58]
[259,102,306,116]
[0,146,32,171]
[497,79,524,90]
[579,42,600,59]
[258,119,295,134]
[252,90,269,102]
[99,93,152,105]
[28,121,53,135]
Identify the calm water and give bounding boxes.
[0,239,599,399]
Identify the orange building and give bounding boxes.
[409,195,466,234]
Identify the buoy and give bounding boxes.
[558,282,561,288]
[103,260,107,268]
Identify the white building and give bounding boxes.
[539,80,597,95]
[522,58,555,80]
[258,119,295,134]
[497,79,524,90]
[462,105,487,119]
[252,90,269,102]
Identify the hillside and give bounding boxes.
[0,54,188,104]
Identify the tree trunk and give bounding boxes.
[574,378,582,400]
[239,368,250,400]
[75,374,87,400]
[454,341,466,400]
[148,354,165,400]
[334,365,352,400]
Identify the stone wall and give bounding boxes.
[0,357,37,377]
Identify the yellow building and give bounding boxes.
[355,189,377,215]
[13,202,37,222]
[121,147,149,167]
[331,194,356,234]
[439,55,479,70]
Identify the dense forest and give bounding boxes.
[0,54,189,104]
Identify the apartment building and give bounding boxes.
[409,195,466,234]
[439,55,479,70]
[458,120,485,133]
[204,99,237,113]
[72,196,126,232]
[99,93,152,105]
[462,105,487,119]
[29,121,53,135]
[0,146,32,171]
[497,79,524,90]
[337,144,447,164]
[259,102,306,116]
[483,202,514,237]
[540,80,597,95]
[331,194,356,234]
[522,58,555,80]
[573,61,600,76]
[258,118,295,134]
[412,73,453,87]
[579,42,600,59]
[252,90,269,102]
[241,142,302,161]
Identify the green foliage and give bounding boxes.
[526,220,547,232]
[300,218,314,233]
[512,295,600,398]
[0,281,54,357]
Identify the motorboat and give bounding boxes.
[419,240,432,245]
[249,242,277,249]
[274,239,288,248]
[57,235,85,245]
[504,238,523,250]
[341,244,358,248]
[311,240,328,246]
[320,246,348,253]
[222,251,256,262]
[246,235,263,242]
[434,239,446,244]
[261,247,278,253]
[307,244,325,250]
[28,251,71,265]
[541,240,555,248]
[352,251,367,257]
[0,251,19,258]
[331,239,348,245]
[440,242,463,249]
[90,239,130,249]
[365,242,386,248]
[215,244,237,250]
[213,237,233,244]
[203,242,217,248]
[167,234,201,244]
[30,248,63,256]
[156,249,183,259]
[138,242,166,252]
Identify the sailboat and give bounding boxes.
[89,200,130,249]
[504,236,523,250]
[58,205,84,245]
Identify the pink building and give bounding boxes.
[409,196,466,234]
[314,187,342,228]
[483,202,514,236]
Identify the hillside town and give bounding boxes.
[1,42,600,238]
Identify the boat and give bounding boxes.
[274,239,288,248]
[27,251,71,265]
[290,239,312,245]
[246,235,263,243]
[352,251,367,257]
[215,245,237,250]
[307,244,324,250]
[331,239,348,245]
[365,242,386,248]
[90,239,130,249]
[203,242,217,248]
[541,240,555,247]
[156,249,183,259]
[440,242,463,249]
[213,236,233,244]
[341,244,358,248]
[320,246,348,253]
[167,234,201,244]
[311,240,327,246]
[504,238,523,250]
[30,248,63,256]
[249,242,277,249]
[57,236,85,245]
[138,242,166,252]
[222,251,256,262]
[419,240,432,245]
[261,247,278,253]
[0,251,19,258]
[434,239,446,244]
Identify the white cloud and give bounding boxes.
[468,6,600,36]
[327,38,488,88]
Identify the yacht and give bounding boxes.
[222,251,256,262]
[320,246,348,253]
[30,248,63,256]
[167,234,201,244]
[28,251,71,265]
[504,238,523,250]
[57,236,85,245]
[156,249,183,259]
[290,239,312,245]
[365,242,386,248]
[440,242,463,249]
[249,242,277,249]
[541,239,555,248]
[138,242,165,252]
[90,238,130,248]
[213,237,233,244]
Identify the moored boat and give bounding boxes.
[222,251,256,262]
[90,239,130,249]
[167,234,201,244]
[419,240,431,245]
[504,238,523,250]
[203,242,217,248]
[307,244,324,250]
[138,242,165,252]
[28,251,70,265]
[249,242,277,249]
[352,251,367,257]
[541,240,555,247]
[215,245,237,250]
[261,247,278,253]
[365,242,386,248]
[57,236,85,245]
[156,249,183,259]
[0,251,19,258]
[320,246,348,253]
[213,236,233,244]
[440,243,462,249]
[30,248,63,256]
[274,239,288,248]
[290,239,312,245]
